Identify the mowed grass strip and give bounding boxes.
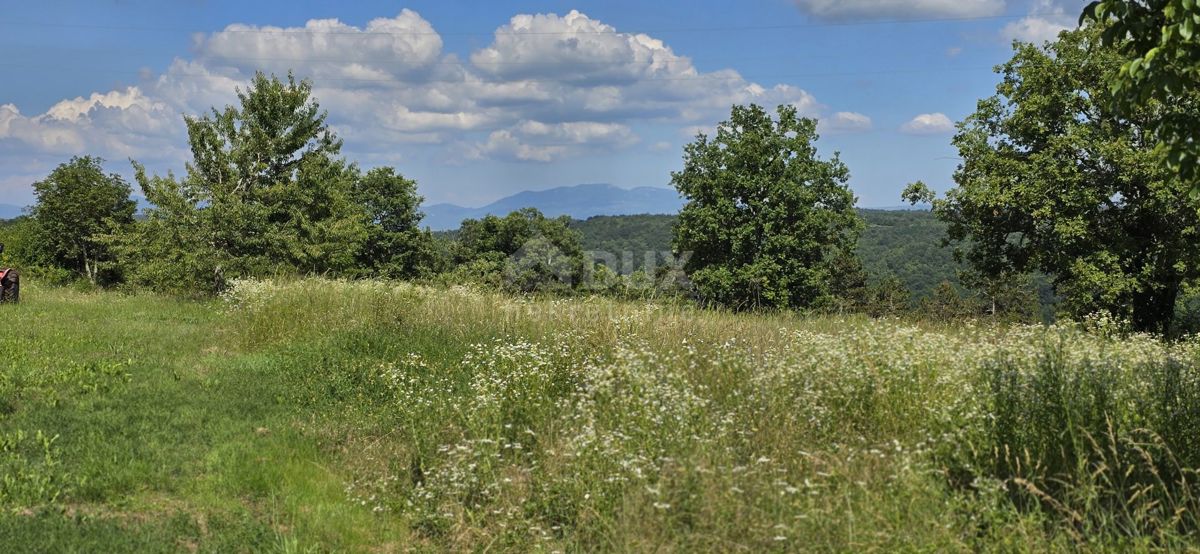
[0,283,414,551]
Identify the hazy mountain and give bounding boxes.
[866,203,932,211]
[421,183,684,231]
[0,204,26,220]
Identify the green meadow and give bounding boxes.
[2,279,1199,552]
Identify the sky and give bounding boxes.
[0,0,1087,209]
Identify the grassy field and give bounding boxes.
[2,279,1200,552]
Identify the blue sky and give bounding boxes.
[0,0,1085,208]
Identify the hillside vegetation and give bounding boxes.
[573,210,960,298]
[1,280,1198,551]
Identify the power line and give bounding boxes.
[0,11,1071,38]
[0,62,988,85]
[0,51,870,69]
[189,52,858,67]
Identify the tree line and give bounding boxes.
[1,12,1197,333]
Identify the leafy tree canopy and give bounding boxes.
[454,208,588,292]
[353,167,437,279]
[671,103,862,310]
[906,27,1200,333]
[31,156,136,284]
[1083,0,1200,193]
[120,72,368,292]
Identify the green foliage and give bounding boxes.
[1084,0,1200,193]
[6,280,1200,548]
[935,28,1200,333]
[453,208,588,293]
[112,163,222,295]
[857,208,962,300]
[29,156,135,285]
[116,72,370,293]
[922,281,974,320]
[966,270,1044,324]
[353,167,437,279]
[825,249,871,313]
[572,214,677,274]
[0,217,42,271]
[672,104,862,310]
[866,274,910,317]
[572,210,970,304]
[960,338,1200,542]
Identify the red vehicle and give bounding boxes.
[0,244,18,303]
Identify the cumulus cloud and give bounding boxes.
[466,120,638,162]
[469,130,567,163]
[900,113,955,134]
[1000,0,1082,44]
[515,120,637,145]
[0,8,860,171]
[196,9,443,82]
[471,11,695,85]
[820,111,873,134]
[794,0,1005,20]
[0,86,182,159]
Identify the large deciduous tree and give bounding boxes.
[1083,0,1200,194]
[119,72,368,292]
[353,167,437,279]
[905,28,1200,333]
[31,156,136,284]
[671,104,862,311]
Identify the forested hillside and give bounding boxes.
[571,210,959,299]
[3,207,985,303]
[855,209,959,298]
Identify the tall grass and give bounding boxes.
[217,279,1200,550]
[2,278,1200,550]
[968,339,1200,546]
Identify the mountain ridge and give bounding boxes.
[421,183,684,231]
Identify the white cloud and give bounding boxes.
[471,11,695,84]
[0,8,860,173]
[1000,0,1082,44]
[44,88,163,122]
[515,120,637,146]
[469,130,567,163]
[794,0,1005,20]
[466,120,638,162]
[196,9,443,83]
[820,111,873,134]
[0,89,182,159]
[900,113,955,135]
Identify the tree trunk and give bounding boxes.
[1132,281,1180,335]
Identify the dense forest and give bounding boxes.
[0,207,1030,307]
[572,210,959,299]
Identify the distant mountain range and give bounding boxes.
[421,184,685,231]
[0,204,26,220]
[2,187,928,227]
